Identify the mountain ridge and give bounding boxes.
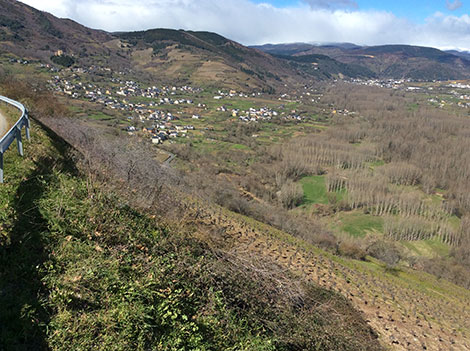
[0,0,376,91]
[253,42,470,80]
[3,0,470,85]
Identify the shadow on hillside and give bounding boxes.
[0,127,78,351]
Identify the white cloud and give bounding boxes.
[446,0,463,11]
[302,0,358,10]
[17,0,470,51]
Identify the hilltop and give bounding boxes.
[0,0,379,92]
[4,0,470,84]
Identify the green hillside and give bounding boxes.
[0,119,381,350]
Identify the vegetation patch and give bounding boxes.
[401,239,450,258]
[300,175,329,205]
[87,112,114,121]
[50,55,75,68]
[0,121,382,351]
[336,212,384,238]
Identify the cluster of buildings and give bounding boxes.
[127,123,195,144]
[8,57,63,72]
[447,82,470,89]
[236,107,278,122]
[350,78,410,89]
[428,82,470,108]
[115,81,200,102]
[46,69,205,144]
[213,89,258,99]
[331,108,356,116]
[49,75,199,108]
[9,58,30,65]
[232,107,311,123]
[48,73,203,119]
[127,110,197,143]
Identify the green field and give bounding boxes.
[334,212,384,238]
[88,112,115,120]
[401,239,450,258]
[299,175,346,206]
[300,175,329,205]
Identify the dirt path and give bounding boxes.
[163,151,176,166]
[189,204,470,351]
[0,111,8,138]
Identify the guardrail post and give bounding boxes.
[0,95,28,184]
[0,152,3,184]
[25,113,30,141]
[16,126,23,156]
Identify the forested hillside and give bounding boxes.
[254,43,470,80]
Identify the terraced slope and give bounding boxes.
[188,203,470,351]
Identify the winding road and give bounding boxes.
[0,110,8,138]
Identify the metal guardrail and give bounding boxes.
[0,95,30,183]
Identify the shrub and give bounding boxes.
[278,180,304,209]
[338,238,367,260]
[366,239,402,268]
[51,55,75,67]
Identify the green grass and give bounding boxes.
[401,239,450,258]
[335,212,384,238]
[231,143,250,150]
[67,105,83,114]
[88,112,115,120]
[300,175,329,205]
[366,160,385,168]
[1,121,381,351]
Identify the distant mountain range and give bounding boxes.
[252,43,470,80]
[1,0,374,91]
[2,0,470,90]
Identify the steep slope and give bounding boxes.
[191,204,470,351]
[115,28,302,90]
[343,45,470,80]
[0,0,114,62]
[40,111,470,351]
[254,43,470,80]
[0,0,301,91]
[0,106,383,350]
[274,53,376,79]
[0,0,378,91]
[445,49,470,61]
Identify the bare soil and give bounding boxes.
[190,204,470,351]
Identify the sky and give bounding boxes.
[18,0,470,51]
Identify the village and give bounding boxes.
[46,69,206,143]
[44,64,320,145]
[349,78,411,89]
